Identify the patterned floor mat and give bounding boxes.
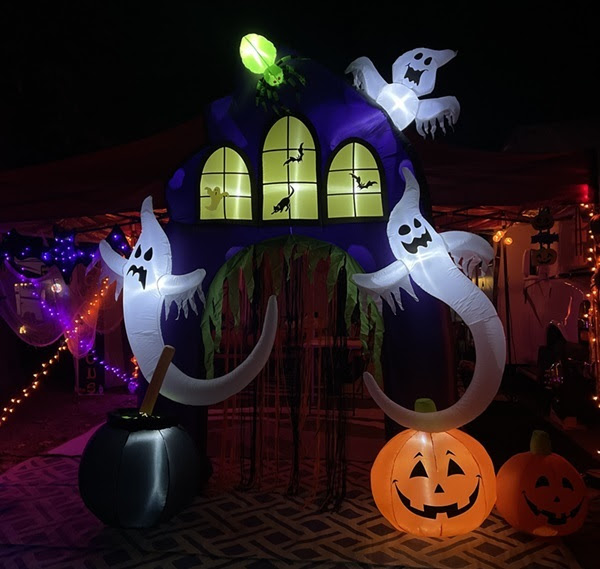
[0,454,583,569]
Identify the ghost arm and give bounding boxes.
[351,260,417,314]
[441,231,494,277]
[345,56,387,99]
[157,268,206,319]
[99,239,126,300]
[415,96,460,138]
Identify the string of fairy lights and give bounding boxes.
[583,203,600,404]
[581,202,600,459]
[0,229,140,428]
[0,340,69,426]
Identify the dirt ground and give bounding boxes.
[0,382,137,475]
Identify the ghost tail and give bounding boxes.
[157,295,278,406]
[363,260,505,432]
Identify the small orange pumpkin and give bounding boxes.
[496,430,589,536]
[371,399,496,537]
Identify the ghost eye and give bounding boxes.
[398,224,411,236]
[409,461,428,478]
[134,246,142,258]
[413,218,421,228]
[562,477,574,490]
[414,52,423,60]
[424,57,432,65]
[144,247,153,261]
[447,458,464,476]
[535,476,550,488]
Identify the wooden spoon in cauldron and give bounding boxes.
[139,345,175,416]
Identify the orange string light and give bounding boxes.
[0,341,68,427]
[0,276,115,427]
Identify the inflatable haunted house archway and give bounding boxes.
[154,37,457,478]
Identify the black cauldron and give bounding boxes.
[78,407,200,528]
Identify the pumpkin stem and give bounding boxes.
[530,430,552,455]
[414,398,437,413]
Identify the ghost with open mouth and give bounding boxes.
[99,196,278,406]
[346,47,460,138]
[352,167,506,433]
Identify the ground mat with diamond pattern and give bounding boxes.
[0,453,584,569]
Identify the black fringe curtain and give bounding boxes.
[209,240,369,511]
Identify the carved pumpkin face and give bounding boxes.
[531,247,557,266]
[371,427,496,537]
[496,430,589,536]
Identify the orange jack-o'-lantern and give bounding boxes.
[371,399,496,537]
[496,430,589,536]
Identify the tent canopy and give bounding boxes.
[0,115,595,239]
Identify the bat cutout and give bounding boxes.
[350,172,378,190]
[272,185,295,214]
[283,143,304,165]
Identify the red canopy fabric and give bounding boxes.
[409,136,596,207]
[0,115,595,237]
[0,115,206,225]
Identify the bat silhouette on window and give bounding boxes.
[350,172,377,190]
[283,142,304,165]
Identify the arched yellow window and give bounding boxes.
[199,146,253,221]
[262,116,318,221]
[326,141,384,220]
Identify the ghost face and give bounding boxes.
[122,197,173,293]
[392,48,457,97]
[386,171,447,265]
[397,217,432,254]
[126,244,153,290]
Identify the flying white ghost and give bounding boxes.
[99,196,278,406]
[346,48,460,138]
[352,168,505,432]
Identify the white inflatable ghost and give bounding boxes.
[346,48,460,138]
[99,196,278,406]
[352,168,505,432]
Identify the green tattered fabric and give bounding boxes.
[201,234,383,383]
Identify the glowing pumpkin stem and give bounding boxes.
[414,398,437,413]
[530,430,552,455]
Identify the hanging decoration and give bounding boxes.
[371,398,496,537]
[345,48,460,138]
[0,224,129,359]
[495,430,589,536]
[99,196,279,406]
[239,33,307,114]
[201,234,383,509]
[352,167,506,432]
[530,206,559,266]
[0,260,120,358]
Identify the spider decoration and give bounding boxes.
[239,33,307,115]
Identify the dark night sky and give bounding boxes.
[1,2,599,170]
